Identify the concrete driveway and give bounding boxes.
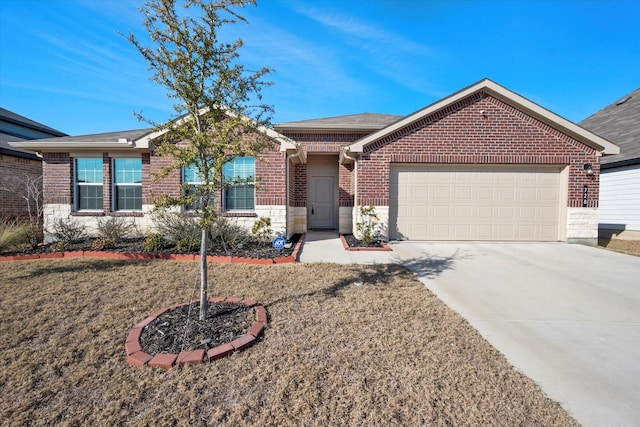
[390,242,640,427]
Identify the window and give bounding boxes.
[223,156,255,211]
[182,163,204,211]
[75,158,103,210]
[113,158,142,210]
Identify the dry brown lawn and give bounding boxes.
[0,259,578,426]
[599,238,640,256]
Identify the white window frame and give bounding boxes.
[74,157,104,212]
[112,158,142,211]
[223,156,255,212]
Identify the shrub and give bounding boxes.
[209,217,251,253]
[97,217,136,242]
[154,212,201,245]
[91,237,116,251]
[251,217,272,243]
[356,205,379,244]
[175,237,200,252]
[51,241,70,252]
[50,218,86,243]
[143,233,166,252]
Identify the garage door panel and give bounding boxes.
[390,165,562,241]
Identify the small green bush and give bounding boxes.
[356,205,379,244]
[50,218,86,243]
[175,237,200,252]
[251,217,272,243]
[52,241,70,252]
[91,237,116,251]
[143,233,166,252]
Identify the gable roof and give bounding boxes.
[579,88,640,168]
[275,113,403,133]
[346,79,620,156]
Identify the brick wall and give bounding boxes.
[0,154,42,218]
[256,142,286,206]
[282,133,365,208]
[42,153,72,205]
[358,92,599,207]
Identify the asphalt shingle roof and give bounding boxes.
[580,88,640,168]
[275,112,403,132]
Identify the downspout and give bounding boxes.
[342,147,358,235]
[285,148,302,240]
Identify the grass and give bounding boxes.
[0,259,578,426]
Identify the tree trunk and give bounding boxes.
[199,228,208,320]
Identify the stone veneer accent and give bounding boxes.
[567,207,598,244]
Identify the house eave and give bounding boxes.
[8,140,137,151]
[348,79,620,156]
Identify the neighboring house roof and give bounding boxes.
[0,107,67,159]
[10,128,154,151]
[579,88,640,169]
[346,78,620,157]
[10,109,298,156]
[275,113,403,133]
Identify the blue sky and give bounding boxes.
[0,0,638,136]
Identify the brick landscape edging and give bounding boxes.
[126,297,268,369]
[339,234,392,251]
[0,233,306,264]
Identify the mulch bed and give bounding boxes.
[341,233,385,248]
[1,234,301,259]
[139,302,255,354]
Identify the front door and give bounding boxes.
[310,176,335,229]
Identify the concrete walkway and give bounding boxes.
[299,232,640,427]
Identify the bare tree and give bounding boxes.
[1,173,44,247]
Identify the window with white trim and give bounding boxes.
[113,158,142,211]
[182,163,204,211]
[74,158,103,211]
[223,156,255,211]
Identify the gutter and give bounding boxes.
[8,139,135,151]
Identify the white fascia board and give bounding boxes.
[8,140,135,151]
[348,79,620,156]
[134,106,295,151]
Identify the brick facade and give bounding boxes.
[0,154,42,218]
[281,133,365,208]
[357,93,599,208]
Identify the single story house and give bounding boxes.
[579,88,640,240]
[10,79,619,244]
[0,107,67,219]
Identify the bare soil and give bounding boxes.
[0,259,578,426]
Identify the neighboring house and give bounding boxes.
[579,88,640,240]
[0,107,67,218]
[10,79,619,244]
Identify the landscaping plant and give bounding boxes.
[128,0,274,319]
[355,205,380,244]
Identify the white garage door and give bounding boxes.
[389,165,564,241]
